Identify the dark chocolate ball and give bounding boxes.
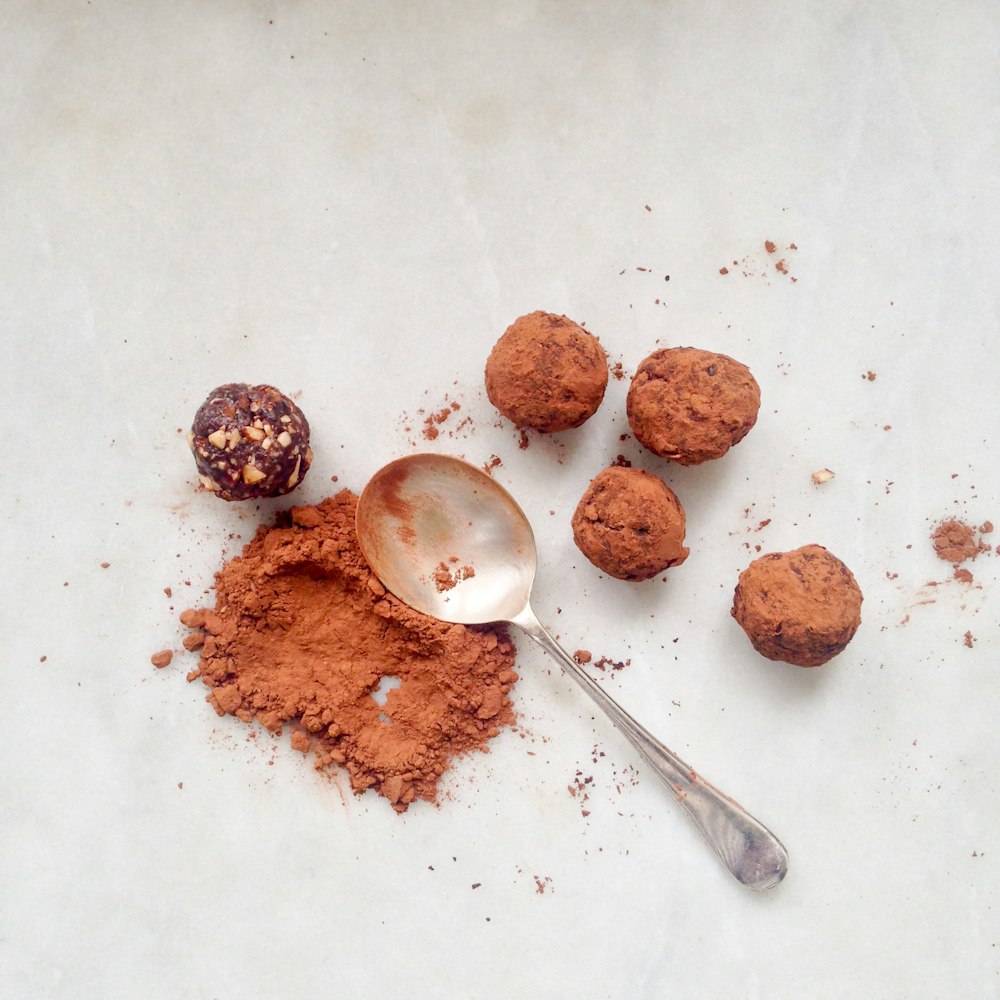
[189,383,312,501]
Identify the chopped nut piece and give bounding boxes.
[198,475,221,492]
[226,428,241,449]
[242,425,266,442]
[276,430,293,448]
[242,464,268,485]
[287,456,302,488]
[811,468,835,485]
[279,414,292,424]
[207,429,227,449]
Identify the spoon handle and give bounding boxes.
[512,608,788,891]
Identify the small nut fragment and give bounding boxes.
[811,468,835,485]
[276,430,293,448]
[242,464,268,485]
[207,429,227,449]
[198,474,221,492]
[242,425,266,442]
[287,456,302,488]
[226,428,241,449]
[279,415,292,424]
[305,446,314,464]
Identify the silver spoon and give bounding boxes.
[356,453,788,890]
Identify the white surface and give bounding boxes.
[3,2,999,997]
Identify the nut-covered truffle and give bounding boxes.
[189,383,312,501]
[572,466,689,581]
[731,544,863,667]
[485,311,608,432]
[626,347,760,464]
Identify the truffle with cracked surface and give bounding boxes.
[627,347,760,464]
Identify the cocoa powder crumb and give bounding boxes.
[151,650,173,668]
[931,519,983,564]
[573,650,592,664]
[964,630,975,648]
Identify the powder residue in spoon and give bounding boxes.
[433,557,476,593]
[181,491,518,812]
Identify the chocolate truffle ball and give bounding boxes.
[485,311,608,432]
[731,544,863,667]
[626,347,760,465]
[572,466,689,581]
[189,383,312,501]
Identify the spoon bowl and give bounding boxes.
[356,453,789,891]
[355,453,535,623]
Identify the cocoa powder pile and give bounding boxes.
[182,490,518,811]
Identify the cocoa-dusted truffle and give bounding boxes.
[627,347,760,464]
[572,466,689,581]
[189,383,312,501]
[485,311,608,432]
[731,544,863,667]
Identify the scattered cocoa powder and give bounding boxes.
[931,519,985,564]
[422,401,461,441]
[181,491,518,812]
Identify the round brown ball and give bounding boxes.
[572,466,689,581]
[731,544,863,667]
[189,383,312,501]
[485,311,608,432]
[626,347,760,464]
